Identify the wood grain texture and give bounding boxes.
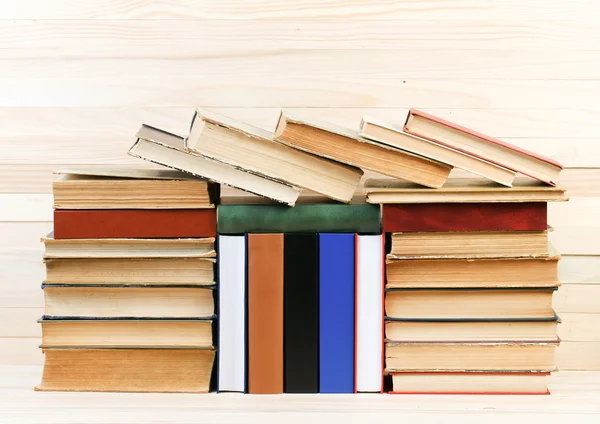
[554,285,600,313]
[557,342,600,371]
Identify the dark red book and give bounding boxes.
[382,203,547,233]
[54,209,216,239]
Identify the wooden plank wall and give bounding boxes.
[1,0,599,370]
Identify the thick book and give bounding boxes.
[186,109,363,203]
[129,125,301,206]
[355,234,384,393]
[382,203,547,233]
[53,209,216,239]
[284,233,319,393]
[319,233,355,393]
[217,204,380,234]
[403,109,563,185]
[359,116,515,186]
[217,235,246,393]
[37,348,215,393]
[248,234,284,394]
[274,110,452,188]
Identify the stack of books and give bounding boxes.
[37,169,218,392]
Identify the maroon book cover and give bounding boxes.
[54,209,216,239]
[383,203,547,233]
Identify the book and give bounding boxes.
[383,203,547,233]
[53,209,217,239]
[186,109,363,203]
[43,286,214,318]
[284,233,319,393]
[385,316,560,343]
[217,204,381,234]
[52,171,215,209]
[248,234,284,394]
[385,341,558,372]
[37,348,215,393]
[42,232,216,259]
[403,109,563,185]
[355,234,384,393]
[388,231,549,259]
[386,254,560,289]
[274,111,452,188]
[44,258,214,285]
[319,233,355,393]
[364,177,568,204]
[389,372,551,395]
[359,116,515,186]
[129,125,301,206]
[217,235,246,393]
[39,318,214,348]
[385,288,556,319]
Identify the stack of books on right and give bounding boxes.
[360,110,568,395]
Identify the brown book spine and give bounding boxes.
[247,234,284,394]
[53,209,216,239]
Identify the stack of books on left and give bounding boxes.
[37,169,218,393]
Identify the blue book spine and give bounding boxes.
[319,233,355,393]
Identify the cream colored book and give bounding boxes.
[185,109,363,203]
[359,116,515,186]
[274,110,452,188]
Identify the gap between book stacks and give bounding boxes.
[37,108,568,395]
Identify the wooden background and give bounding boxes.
[1,0,599,370]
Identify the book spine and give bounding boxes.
[319,233,355,393]
[53,210,217,239]
[217,204,381,234]
[284,233,319,393]
[383,203,547,233]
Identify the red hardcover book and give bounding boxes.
[54,209,216,239]
[383,203,547,233]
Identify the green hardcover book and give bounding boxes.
[217,204,381,234]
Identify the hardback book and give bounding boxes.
[44,258,214,285]
[248,234,284,394]
[403,109,563,185]
[52,171,215,209]
[359,116,515,186]
[385,316,560,343]
[274,111,452,188]
[389,372,551,395]
[217,204,380,234]
[43,286,214,318]
[129,125,301,206]
[53,209,217,239]
[385,341,559,372]
[37,348,215,393]
[355,234,384,393]
[385,288,556,319]
[364,177,568,204]
[217,235,246,393]
[319,233,355,393]
[186,109,363,203]
[388,231,549,259]
[39,318,214,347]
[42,232,216,259]
[284,233,319,393]
[386,254,560,289]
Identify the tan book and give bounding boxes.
[274,111,452,188]
[40,319,213,348]
[43,286,214,318]
[186,109,363,203]
[365,177,568,204]
[359,116,515,186]
[44,258,214,285]
[37,348,215,393]
[388,231,549,259]
[385,341,558,372]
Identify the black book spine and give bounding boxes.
[284,233,319,393]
